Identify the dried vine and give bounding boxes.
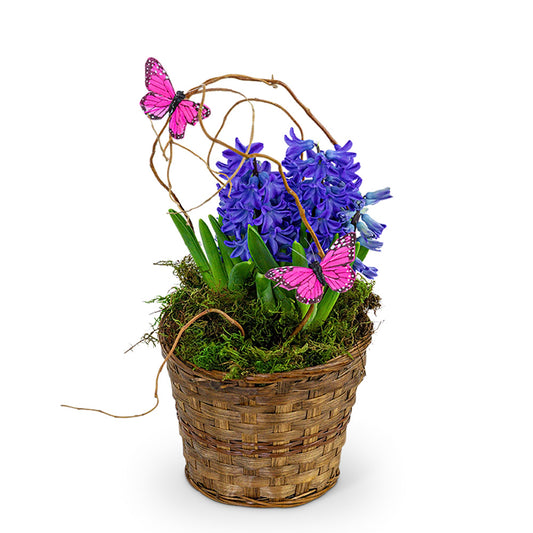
[187,74,337,146]
[61,309,244,418]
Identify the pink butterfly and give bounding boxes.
[265,233,358,304]
[140,57,210,139]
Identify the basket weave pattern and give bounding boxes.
[162,335,370,507]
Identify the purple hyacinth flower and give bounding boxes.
[225,234,251,260]
[253,199,290,233]
[284,128,315,159]
[324,140,357,164]
[262,227,295,260]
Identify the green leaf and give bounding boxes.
[228,260,254,291]
[199,219,228,289]
[168,209,215,289]
[255,273,277,313]
[208,215,239,272]
[291,241,308,267]
[299,222,310,249]
[247,225,279,274]
[273,287,294,314]
[357,244,369,262]
[246,226,295,313]
[291,241,311,319]
[303,304,317,328]
[311,288,340,329]
[310,241,361,328]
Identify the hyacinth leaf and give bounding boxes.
[228,260,254,291]
[299,222,310,249]
[168,209,216,289]
[291,241,311,319]
[255,273,277,313]
[291,241,308,267]
[311,288,340,330]
[272,287,294,314]
[199,219,228,289]
[247,225,279,274]
[357,245,369,262]
[246,226,293,313]
[303,303,318,328]
[208,215,239,274]
[311,241,361,328]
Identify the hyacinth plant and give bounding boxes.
[142,63,390,337]
[167,128,390,331]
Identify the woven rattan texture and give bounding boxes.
[162,334,370,507]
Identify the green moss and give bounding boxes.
[153,256,380,379]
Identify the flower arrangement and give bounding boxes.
[60,57,391,507]
[140,59,391,376]
[137,58,391,506]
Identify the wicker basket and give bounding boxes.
[160,330,371,507]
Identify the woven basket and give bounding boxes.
[160,328,371,507]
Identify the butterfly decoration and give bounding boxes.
[140,57,211,139]
[265,232,358,304]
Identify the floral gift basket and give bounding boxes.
[138,58,390,507]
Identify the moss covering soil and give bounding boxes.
[152,256,381,379]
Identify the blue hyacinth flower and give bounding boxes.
[365,188,392,206]
[354,258,378,279]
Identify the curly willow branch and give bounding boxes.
[171,140,225,186]
[149,116,193,228]
[170,87,253,188]
[206,96,304,181]
[61,309,245,418]
[187,73,337,146]
[178,95,306,216]
[195,83,325,258]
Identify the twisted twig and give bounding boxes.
[61,309,245,418]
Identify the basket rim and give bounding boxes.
[158,313,371,384]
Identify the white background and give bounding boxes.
[1,1,532,531]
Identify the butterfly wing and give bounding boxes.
[168,106,188,139]
[144,57,175,98]
[320,232,358,293]
[197,102,211,121]
[140,93,172,119]
[322,264,357,292]
[169,100,211,139]
[140,57,175,119]
[265,266,324,304]
[294,270,324,303]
